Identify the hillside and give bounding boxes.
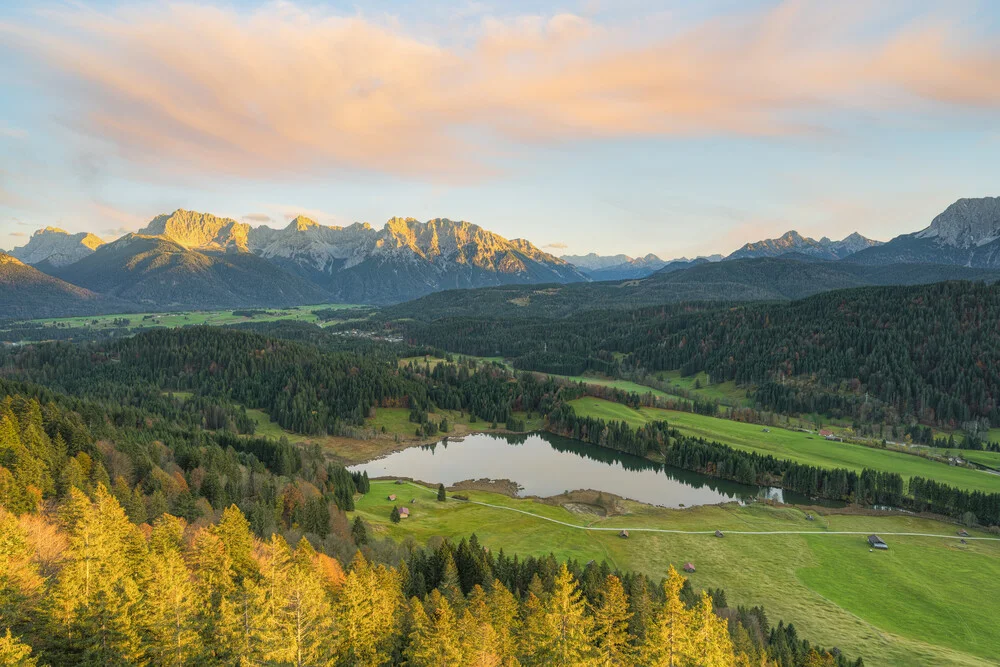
[0,252,116,319]
[52,234,329,309]
[381,256,1000,320]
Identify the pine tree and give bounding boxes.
[351,516,369,545]
[487,579,521,662]
[642,565,692,666]
[437,483,447,501]
[0,629,38,666]
[522,563,595,666]
[142,516,200,665]
[334,552,402,666]
[405,590,463,666]
[270,538,334,667]
[593,574,635,666]
[687,592,735,667]
[390,505,401,523]
[461,586,503,667]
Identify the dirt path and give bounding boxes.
[404,483,1000,541]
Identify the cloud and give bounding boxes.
[243,213,273,224]
[100,226,131,239]
[1,2,998,183]
[544,242,569,249]
[0,125,27,140]
[9,231,26,237]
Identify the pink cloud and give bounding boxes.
[0,1,997,182]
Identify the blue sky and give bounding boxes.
[1,0,998,258]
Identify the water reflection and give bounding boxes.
[350,431,827,509]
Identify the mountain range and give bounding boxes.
[561,253,724,280]
[7,211,585,314]
[725,231,882,261]
[3,196,1000,319]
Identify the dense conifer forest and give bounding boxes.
[378,281,1000,429]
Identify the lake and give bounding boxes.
[349,431,825,508]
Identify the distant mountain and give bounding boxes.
[131,210,587,304]
[848,197,1000,267]
[726,231,881,261]
[0,252,113,319]
[561,253,636,271]
[11,227,105,267]
[564,253,723,281]
[381,257,1000,320]
[52,234,328,309]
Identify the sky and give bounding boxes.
[0,0,999,259]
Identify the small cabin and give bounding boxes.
[868,535,888,550]
[805,514,815,521]
[619,530,629,539]
[683,562,696,573]
[715,530,724,538]
[819,429,834,437]
[958,529,970,537]
[387,494,397,501]
[398,507,410,518]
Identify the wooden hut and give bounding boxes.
[715,530,724,538]
[867,535,888,550]
[387,494,397,501]
[683,562,696,573]
[398,507,410,519]
[619,530,629,539]
[958,529,970,537]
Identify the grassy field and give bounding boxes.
[398,355,509,371]
[569,397,1000,494]
[656,370,751,406]
[355,480,1000,666]
[20,303,357,332]
[547,373,682,402]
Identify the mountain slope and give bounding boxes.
[379,257,1000,320]
[727,231,881,261]
[53,234,328,309]
[11,227,105,267]
[849,197,1000,267]
[0,252,114,319]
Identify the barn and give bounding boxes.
[868,535,888,550]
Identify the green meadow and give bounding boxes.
[21,303,357,332]
[568,397,1000,494]
[355,480,1000,667]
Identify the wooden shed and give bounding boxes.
[619,530,629,539]
[398,507,410,518]
[958,529,970,537]
[715,530,724,538]
[683,562,696,573]
[868,535,888,550]
[387,494,397,501]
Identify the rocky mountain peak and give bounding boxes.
[141,209,251,250]
[285,216,321,232]
[915,197,1000,247]
[11,227,106,267]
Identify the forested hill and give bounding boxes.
[381,257,1000,320]
[383,281,1000,429]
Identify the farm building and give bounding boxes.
[715,530,724,538]
[958,529,970,537]
[619,530,629,539]
[868,535,888,550]
[399,507,410,518]
[819,429,834,437]
[683,562,696,573]
[387,494,397,501]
